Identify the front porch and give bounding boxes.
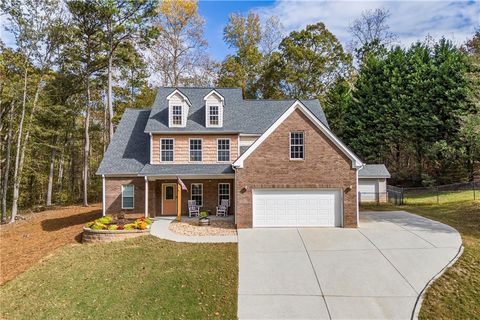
[145,177,235,218]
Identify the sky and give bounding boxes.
[198,0,479,61]
[1,0,479,61]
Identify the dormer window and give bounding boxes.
[209,105,219,126]
[167,89,191,128]
[204,90,224,128]
[172,105,182,125]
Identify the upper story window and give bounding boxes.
[167,90,190,128]
[172,105,182,125]
[217,139,230,162]
[204,90,224,127]
[290,132,304,160]
[161,138,174,162]
[209,106,219,126]
[189,139,202,162]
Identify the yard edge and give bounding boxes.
[411,244,464,320]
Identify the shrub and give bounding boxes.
[96,216,113,225]
[123,223,136,230]
[90,222,106,230]
[107,225,118,230]
[199,211,209,219]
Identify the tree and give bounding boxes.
[149,0,211,86]
[217,12,263,98]
[348,8,397,61]
[65,0,106,206]
[268,22,353,99]
[98,0,156,141]
[1,0,64,222]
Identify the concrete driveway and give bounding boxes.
[237,211,462,319]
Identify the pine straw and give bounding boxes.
[0,203,102,285]
[169,218,237,236]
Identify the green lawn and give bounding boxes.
[403,190,478,205]
[363,194,480,319]
[0,236,238,320]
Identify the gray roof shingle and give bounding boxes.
[139,164,234,175]
[97,87,332,176]
[144,87,329,134]
[358,164,390,178]
[96,109,151,175]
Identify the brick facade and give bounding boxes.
[151,134,238,164]
[105,177,146,215]
[105,177,234,217]
[235,109,358,228]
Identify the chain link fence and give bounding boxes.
[382,181,479,205]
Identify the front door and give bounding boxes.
[162,183,177,215]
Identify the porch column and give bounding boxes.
[144,176,148,218]
[102,175,106,216]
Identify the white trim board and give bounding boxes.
[232,100,364,169]
[166,89,192,106]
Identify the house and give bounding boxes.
[97,87,368,228]
[358,164,391,203]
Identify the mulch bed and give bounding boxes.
[169,217,237,236]
[0,203,102,285]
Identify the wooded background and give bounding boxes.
[1,1,478,222]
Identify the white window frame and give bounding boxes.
[208,105,220,126]
[190,183,203,207]
[290,131,305,160]
[217,138,231,162]
[218,183,230,206]
[121,184,134,209]
[189,138,203,163]
[171,105,182,126]
[160,138,175,162]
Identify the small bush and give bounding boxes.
[96,216,113,225]
[90,222,106,230]
[107,225,118,230]
[123,223,136,230]
[199,211,209,219]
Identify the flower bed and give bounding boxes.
[82,216,152,243]
[169,217,237,236]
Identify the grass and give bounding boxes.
[403,190,478,205]
[362,193,480,320]
[0,236,238,320]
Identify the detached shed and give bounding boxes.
[358,164,391,203]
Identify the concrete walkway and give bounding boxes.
[150,217,237,243]
[238,211,462,320]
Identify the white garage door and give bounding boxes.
[252,189,342,227]
[358,179,378,201]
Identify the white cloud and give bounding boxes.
[254,0,479,49]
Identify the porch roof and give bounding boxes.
[139,164,234,176]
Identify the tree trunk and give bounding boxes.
[46,137,57,206]
[107,53,114,140]
[83,78,91,207]
[10,67,28,223]
[1,102,15,222]
[57,148,64,193]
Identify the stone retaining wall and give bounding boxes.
[82,227,150,243]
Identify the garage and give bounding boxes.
[252,189,342,227]
[358,179,379,201]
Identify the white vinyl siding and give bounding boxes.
[121,185,134,209]
[217,139,230,162]
[191,183,203,206]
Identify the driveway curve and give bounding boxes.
[237,211,462,319]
